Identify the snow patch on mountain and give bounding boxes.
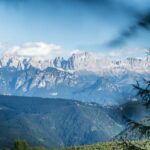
[0,51,149,74]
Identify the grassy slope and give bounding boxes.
[61,140,150,150]
[2,140,150,150]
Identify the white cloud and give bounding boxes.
[71,49,82,55]
[96,48,146,59]
[0,43,11,57]
[0,42,147,60]
[69,48,146,60]
[4,42,62,58]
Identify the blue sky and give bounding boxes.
[0,0,150,57]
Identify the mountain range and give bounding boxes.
[0,51,149,148]
[0,51,149,105]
